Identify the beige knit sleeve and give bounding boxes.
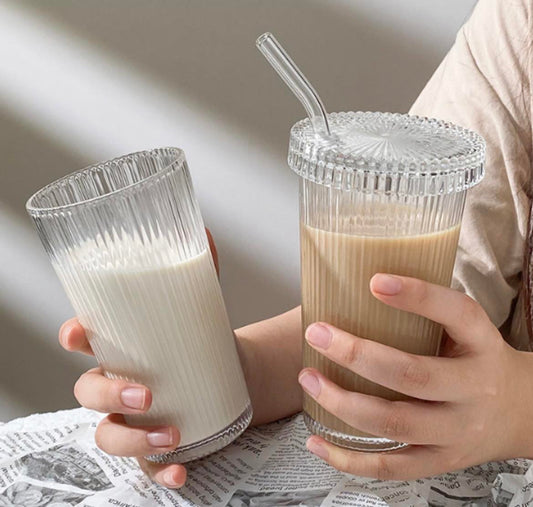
[410,0,532,328]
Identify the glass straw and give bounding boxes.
[256,32,332,139]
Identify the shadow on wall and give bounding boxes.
[0,105,90,219]
[0,106,95,418]
[17,0,444,155]
[0,306,93,416]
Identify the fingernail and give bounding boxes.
[58,322,73,348]
[121,387,146,410]
[147,428,174,448]
[298,371,321,398]
[371,274,402,295]
[306,323,332,349]
[307,437,329,460]
[164,470,182,488]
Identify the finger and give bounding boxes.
[205,228,219,275]
[369,274,494,349]
[306,436,449,481]
[298,369,452,444]
[74,367,152,414]
[59,318,94,356]
[95,414,180,457]
[138,458,187,489]
[305,323,461,401]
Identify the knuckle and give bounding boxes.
[328,393,346,418]
[412,278,429,306]
[464,407,488,437]
[459,295,482,325]
[478,375,500,399]
[381,410,409,439]
[470,419,486,437]
[375,455,394,481]
[398,357,430,390]
[340,339,363,367]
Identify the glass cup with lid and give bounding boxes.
[289,112,485,451]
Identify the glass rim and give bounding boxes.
[288,112,486,195]
[26,147,186,215]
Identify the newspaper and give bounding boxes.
[0,408,531,506]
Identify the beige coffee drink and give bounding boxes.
[289,112,485,451]
[301,221,460,439]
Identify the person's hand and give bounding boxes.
[298,273,533,480]
[60,320,186,487]
[58,229,220,489]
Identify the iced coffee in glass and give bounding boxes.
[289,112,485,451]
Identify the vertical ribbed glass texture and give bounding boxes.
[290,113,485,452]
[26,148,252,463]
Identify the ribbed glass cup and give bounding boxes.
[26,148,252,463]
[289,112,485,451]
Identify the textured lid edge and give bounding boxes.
[288,112,486,195]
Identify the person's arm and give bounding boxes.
[236,306,302,426]
[410,0,532,343]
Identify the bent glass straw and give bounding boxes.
[256,32,332,139]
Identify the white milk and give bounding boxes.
[55,236,250,447]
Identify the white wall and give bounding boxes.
[0,0,477,421]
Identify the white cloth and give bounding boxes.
[410,0,533,349]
